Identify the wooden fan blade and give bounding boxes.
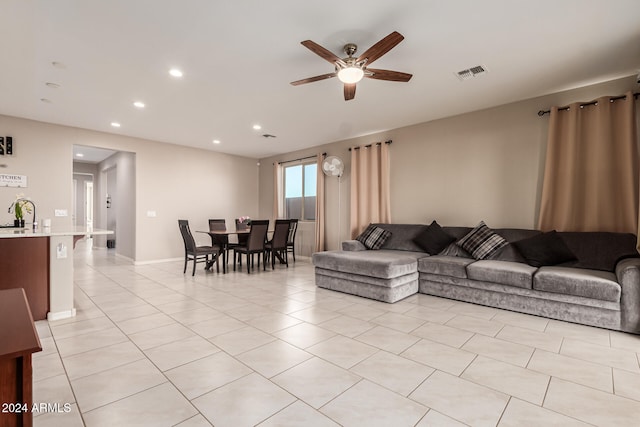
[301,40,342,65]
[365,68,412,82]
[344,83,356,101]
[356,31,404,65]
[290,73,336,86]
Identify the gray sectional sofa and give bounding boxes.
[312,223,640,334]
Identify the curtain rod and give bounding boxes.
[537,92,639,116]
[348,140,392,151]
[276,152,326,165]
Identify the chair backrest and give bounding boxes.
[178,219,196,252]
[246,220,269,251]
[235,218,250,231]
[271,219,291,249]
[288,219,299,244]
[209,219,226,232]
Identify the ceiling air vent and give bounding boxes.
[455,65,488,81]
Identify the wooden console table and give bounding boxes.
[0,288,42,427]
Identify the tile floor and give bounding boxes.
[30,241,640,426]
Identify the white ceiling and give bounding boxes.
[1,1,639,159]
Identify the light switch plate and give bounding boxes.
[56,243,67,259]
[55,209,68,217]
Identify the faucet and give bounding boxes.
[8,198,37,229]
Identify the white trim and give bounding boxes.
[47,308,76,321]
[115,253,134,263]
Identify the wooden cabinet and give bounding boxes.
[0,238,49,320]
[0,288,42,427]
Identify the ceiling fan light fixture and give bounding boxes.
[337,66,364,84]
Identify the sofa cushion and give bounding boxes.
[315,267,419,289]
[484,229,541,263]
[438,242,472,258]
[312,249,424,279]
[373,223,426,252]
[557,232,639,272]
[533,266,621,302]
[456,221,508,260]
[488,244,527,263]
[342,240,367,251]
[418,255,475,279]
[513,231,577,267]
[493,228,542,243]
[413,221,456,254]
[356,224,392,250]
[442,226,473,240]
[466,260,537,289]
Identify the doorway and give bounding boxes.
[72,173,95,227]
[105,166,117,249]
[72,144,136,258]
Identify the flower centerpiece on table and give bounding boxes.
[239,216,251,225]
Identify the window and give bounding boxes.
[284,162,317,220]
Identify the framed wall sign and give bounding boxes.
[0,136,13,155]
[0,174,27,187]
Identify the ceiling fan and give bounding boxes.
[290,31,412,101]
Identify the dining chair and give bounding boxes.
[178,220,221,276]
[208,219,229,264]
[208,219,226,231]
[229,218,249,249]
[233,220,269,274]
[287,219,299,262]
[265,219,291,269]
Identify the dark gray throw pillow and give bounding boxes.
[513,230,578,267]
[356,224,392,250]
[413,220,456,254]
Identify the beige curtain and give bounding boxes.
[314,153,326,252]
[538,91,639,247]
[350,142,391,237]
[272,162,284,219]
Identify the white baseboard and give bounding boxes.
[116,253,135,263]
[47,308,76,321]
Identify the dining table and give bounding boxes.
[197,230,247,274]
[198,228,282,274]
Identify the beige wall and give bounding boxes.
[0,115,259,263]
[259,75,639,253]
[2,76,636,262]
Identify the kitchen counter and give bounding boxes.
[0,225,112,238]
[0,226,113,321]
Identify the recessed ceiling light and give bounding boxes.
[76,153,84,158]
[212,139,221,144]
[40,98,52,103]
[111,122,121,128]
[252,124,262,130]
[169,68,183,78]
[51,61,66,69]
[133,101,145,108]
[45,82,61,89]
